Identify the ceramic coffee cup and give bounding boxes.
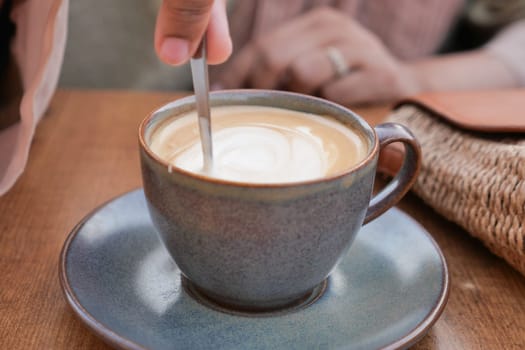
[139,90,421,312]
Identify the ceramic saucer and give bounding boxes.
[59,189,449,350]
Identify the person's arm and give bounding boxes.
[154,0,232,65]
[407,19,525,93]
[406,50,519,94]
[485,19,525,86]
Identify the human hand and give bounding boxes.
[155,0,232,65]
[215,7,420,105]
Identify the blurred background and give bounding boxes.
[58,0,525,92]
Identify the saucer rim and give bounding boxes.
[58,188,449,350]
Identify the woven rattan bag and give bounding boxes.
[379,90,525,276]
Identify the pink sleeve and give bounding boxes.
[485,19,525,86]
[0,0,68,195]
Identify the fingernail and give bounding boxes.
[160,37,190,65]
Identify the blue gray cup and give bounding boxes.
[139,90,421,312]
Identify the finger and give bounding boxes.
[287,40,370,95]
[206,0,232,64]
[249,30,335,90]
[321,70,390,106]
[247,9,347,89]
[155,0,214,65]
[286,49,337,95]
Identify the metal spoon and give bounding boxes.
[190,35,213,173]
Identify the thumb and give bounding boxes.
[155,0,228,65]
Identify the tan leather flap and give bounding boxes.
[396,89,525,133]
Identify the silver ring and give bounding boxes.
[325,47,350,78]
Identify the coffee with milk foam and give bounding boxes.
[148,105,367,184]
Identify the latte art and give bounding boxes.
[149,106,367,183]
[173,125,327,183]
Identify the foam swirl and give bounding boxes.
[174,126,325,183]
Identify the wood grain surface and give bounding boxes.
[1,90,524,349]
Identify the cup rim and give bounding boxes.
[139,89,379,188]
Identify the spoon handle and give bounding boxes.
[190,35,213,172]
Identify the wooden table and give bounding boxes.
[1,90,524,349]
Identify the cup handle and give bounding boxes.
[363,123,421,224]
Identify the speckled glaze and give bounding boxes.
[139,90,421,310]
[59,190,449,350]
